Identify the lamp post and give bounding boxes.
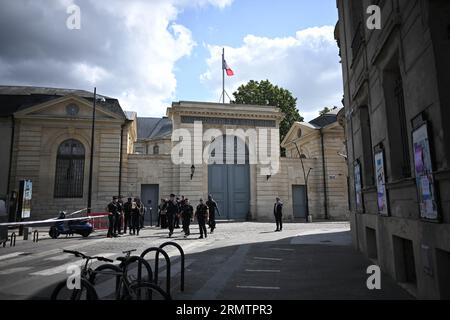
[292,141,312,223]
[87,88,96,214]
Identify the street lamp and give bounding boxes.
[291,141,312,223]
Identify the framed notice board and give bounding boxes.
[412,122,440,222]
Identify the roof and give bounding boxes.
[308,108,342,128]
[137,117,172,140]
[124,111,137,121]
[0,85,126,119]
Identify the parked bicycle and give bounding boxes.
[51,249,170,300]
[50,250,113,300]
[89,249,170,300]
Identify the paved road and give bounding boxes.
[0,221,412,300]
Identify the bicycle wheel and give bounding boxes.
[89,264,123,300]
[51,278,98,300]
[128,282,172,300]
[122,256,153,284]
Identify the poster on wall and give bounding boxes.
[20,180,32,219]
[374,150,389,216]
[354,161,364,213]
[412,123,439,221]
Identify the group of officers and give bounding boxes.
[107,194,284,239]
[157,194,220,239]
[106,196,145,238]
[106,194,220,239]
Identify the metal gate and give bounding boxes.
[292,185,307,219]
[208,164,250,220]
[141,184,159,226]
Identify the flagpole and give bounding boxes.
[222,48,225,104]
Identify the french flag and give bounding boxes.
[223,58,234,77]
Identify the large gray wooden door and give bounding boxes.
[208,164,250,220]
[141,184,159,226]
[292,185,307,219]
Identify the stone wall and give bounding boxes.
[337,0,450,299]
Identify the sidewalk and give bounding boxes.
[172,230,413,300]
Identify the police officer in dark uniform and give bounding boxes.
[274,197,283,232]
[181,198,194,238]
[174,197,181,228]
[123,197,133,234]
[116,196,124,235]
[166,194,179,238]
[195,199,209,239]
[107,196,119,238]
[206,194,220,233]
[158,198,168,229]
[130,198,141,236]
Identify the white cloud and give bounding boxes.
[0,0,234,117]
[200,26,343,121]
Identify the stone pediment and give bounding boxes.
[14,95,121,121]
[281,122,318,148]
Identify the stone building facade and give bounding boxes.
[0,87,130,221]
[336,0,450,299]
[1,86,349,224]
[281,109,349,221]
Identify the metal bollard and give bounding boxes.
[10,232,16,247]
[33,230,39,243]
[159,242,185,292]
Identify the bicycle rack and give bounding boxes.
[10,232,16,247]
[33,230,39,243]
[159,242,185,292]
[122,256,153,285]
[140,247,171,297]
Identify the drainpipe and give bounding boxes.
[320,128,329,220]
[6,116,15,196]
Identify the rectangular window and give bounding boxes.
[366,227,378,260]
[393,236,417,286]
[349,0,364,61]
[384,61,411,181]
[360,106,374,186]
[436,249,450,299]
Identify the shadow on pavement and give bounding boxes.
[27,231,414,301]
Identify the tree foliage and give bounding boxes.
[232,80,303,154]
[319,106,338,116]
[319,107,332,115]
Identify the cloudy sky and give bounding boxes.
[0,0,342,121]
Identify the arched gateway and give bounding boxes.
[207,136,250,220]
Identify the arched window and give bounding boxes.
[153,145,160,155]
[54,139,85,198]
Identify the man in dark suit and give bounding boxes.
[107,196,119,238]
[274,197,283,232]
[166,194,179,238]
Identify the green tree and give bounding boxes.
[232,80,303,155]
[319,107,332,115]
